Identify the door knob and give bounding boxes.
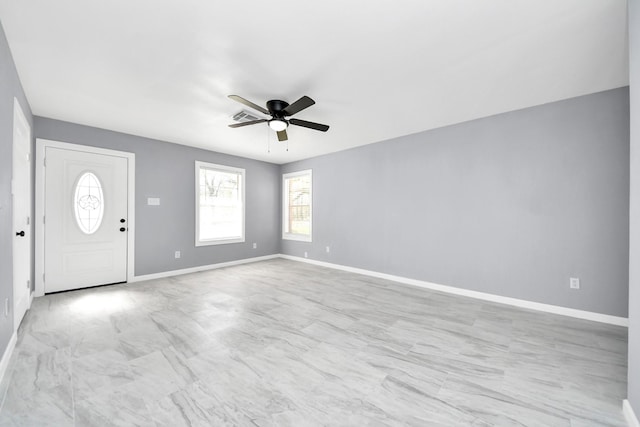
[119,227,126,232]
[16,231,25,237]
[120,219,126,223]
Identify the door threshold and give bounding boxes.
[45,281,127,295]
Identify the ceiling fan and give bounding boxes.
[228,95,329,142]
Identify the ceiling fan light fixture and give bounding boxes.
[268,119,288,132]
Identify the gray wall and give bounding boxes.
[628,0,640,416]
[282,88,630,318]
[35,118,280,276]
[0,21,34,356]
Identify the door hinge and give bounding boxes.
[27,279,30,289]
[42,274,45,283]
[43,216,45,224]
[43,157,46,167]
[26,216,30,225]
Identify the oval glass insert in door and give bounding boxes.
[73,172,104,234]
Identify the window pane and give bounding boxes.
[284,171,311,239]
[74,172,104,235]
[197,164,244,243]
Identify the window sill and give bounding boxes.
[196,237,245,247]
[282,234,312,242]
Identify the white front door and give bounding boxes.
[12,98,31,328]
[44,147,129,293]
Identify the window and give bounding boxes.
[195,161,245,246]
[283,170,312,241]
[74,172,104,234]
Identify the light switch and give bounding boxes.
[147,197,160,206]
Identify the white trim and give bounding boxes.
[195,161,246,247]
[283,233,313,242]
[282,169,312,242]
[35,139,136,296]
[279,255,629,327]
[131,254,279,282]
[35,142,44,296]
[625,400,640,427]
[0,332,17,386]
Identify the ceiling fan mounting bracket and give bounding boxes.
[266,100,290,118]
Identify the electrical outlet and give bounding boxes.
[253,243,257,249]
[326,246,330,253]
[175,251,181,259]
[304,251,308,258]
[570,277,580,289]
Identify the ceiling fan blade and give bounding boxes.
[228,119,267,128]
[289,118,329,132]
[228,95,269,115]
[282,96,315,116]
[277,129,288,142]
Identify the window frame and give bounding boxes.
[195,161,246,247]
[282,169,312,242]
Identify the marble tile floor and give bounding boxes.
[0,259,628,426]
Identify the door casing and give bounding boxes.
[35,139,136,296]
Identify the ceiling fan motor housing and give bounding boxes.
[267,100,290,118]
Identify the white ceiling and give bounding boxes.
[0,0,629,164]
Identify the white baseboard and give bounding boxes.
[131,254,280,283]
[124,253,628,327]
[625,400,640,427]
[0,332,17,386]
[279,255,629,327]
